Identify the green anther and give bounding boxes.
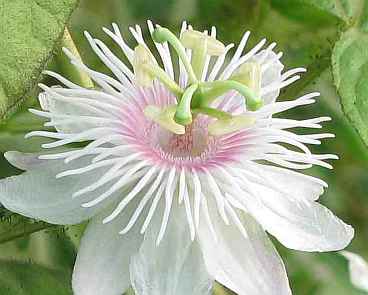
[199,80,263,111]
[174,84,198,125]
[152,27,197,83]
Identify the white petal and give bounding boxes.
[37,89,118,134]
[341,251,368,291]
[0,153,124,224]
[38,91,92,134]
[198,198,291,295]
[237,163,354,252]
[4,151,46,170]
[72,204,143,295]
[130,202,213,295]
[245,161,327,201]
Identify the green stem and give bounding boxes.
[61,27,94,88]
[143,64,183,98]
[174,84,198,125]
[199,80,262,111]
[152,27,198,83]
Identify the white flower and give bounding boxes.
[0,21,354,295]
[341,251,368,292]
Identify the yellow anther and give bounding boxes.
[231,62,262,97]
[208,114,256,136]
[133,45,155,87]
[181,30,225,56]
[144,105,185,135]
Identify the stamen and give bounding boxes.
[231,62,262,97]
[133,43,182,96]
[144,105,185,135]
[221,38,267,79]
[133,45,155,87]
[207,43,234,82]
[181,29,225,78]
[152,26,197,83]
[181,29,225,56]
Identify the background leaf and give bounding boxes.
[0,260,72,295]
[332,28,368,146]
[297,0,361,23]
[0,0,80,121]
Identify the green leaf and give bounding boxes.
[0,103,49,154]
[0,210,56,245]
[359,0,368,32]
[297,0,357,22]
[332,28,368,146]
[271,0,343,25]
[0,0,80,121]
[0,260,72,294]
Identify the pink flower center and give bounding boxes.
[119,83,244,171]
[156,123,211,157]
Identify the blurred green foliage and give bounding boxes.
[0,260,72,294]
[0,0,79,120]
[0,0,368,294]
